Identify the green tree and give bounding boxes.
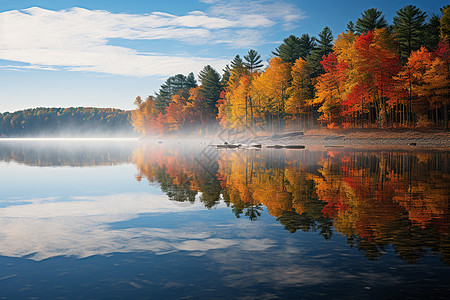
[199,65,222,117]
[186,72,197,88]
[308,27,334,76]
[221,65,231,87]
[273,34,316,64]
[392,5,427,63]
[243,49,264,73]
[424,14,442,50]
[156,73,197,109]
[230,55,245,70]
[347,21,355,33]
[229,54,247,78]
[355,8,388,35]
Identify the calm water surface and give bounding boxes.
[0,139,449,299]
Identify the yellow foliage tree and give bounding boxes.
[251,57,292,131]
[286,58,312,130]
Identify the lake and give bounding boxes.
[0,139,449,299]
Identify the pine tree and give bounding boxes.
[199,65,222,117]
[230,55,245,70]
[392,5,427,63]
[243,49,263,73]
[186,72,197,88]
[347,21,355,33]
[308,27,334,76]
[424,15,442,50]
[355,8,387,35]
[221,65,231,87]
[273,34,316,64]
[229,54,246,79]
[156,73,197,109]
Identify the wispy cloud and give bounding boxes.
[0,64,59,71]
[0,7,236,77]
[0,3,301,77]
[199,0,220,4]
[0,2,305,77]
[205,0,307,30]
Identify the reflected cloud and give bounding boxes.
[0,193,274,261]
[0,193,202,218]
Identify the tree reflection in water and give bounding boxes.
[133,143,449,264]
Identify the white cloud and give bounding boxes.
[214,29,267,48]
[0,7,238,77]
[0,47,229,77]
[0,3,305,77]
[0,64,59,71]
[206,0,307,30]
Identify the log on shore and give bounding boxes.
[216,144,240,148]
[266,145,305,149]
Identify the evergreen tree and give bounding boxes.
[355,8,388,34]
[298,34,316,59]
[393,5,427,62]
[221,65,231,87]
[199,65,222,116]
[243,49,263,73]
[186,72,197,88]
[273,35,300,63]
[347,21,355,33]
[230,55,245,70]
[229,54,247,78]
[424,15,442,50]
[156,73,198,109]
[308,27,334,76]
[273,34,316,64]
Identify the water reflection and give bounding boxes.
[0,138,136,166]
[0,140,448,265]
[134,143,450,264]
[0,140,449,298]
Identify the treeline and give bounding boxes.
[0,107,135,137]
[133,5,449,135]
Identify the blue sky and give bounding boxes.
[0,0,444,113]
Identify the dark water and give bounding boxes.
[0,139,449,299]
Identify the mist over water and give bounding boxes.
[0,138,138,166]
[0,139,449,299]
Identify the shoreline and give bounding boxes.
[220,129,450,150]
[1,129,449,150]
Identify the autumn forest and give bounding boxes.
[132,5,450,135]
